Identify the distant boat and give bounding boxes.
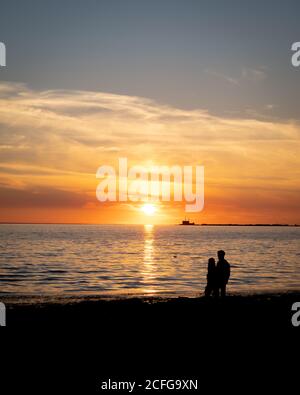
[180,218,195,225]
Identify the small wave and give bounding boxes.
[45,269,67,274]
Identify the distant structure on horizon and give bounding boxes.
[181,218,195,225]
[178,221,299,227]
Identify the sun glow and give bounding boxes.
[141,204,157,216]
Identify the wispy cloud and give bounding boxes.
[0,82,299,222]
[204,70,240,85]
[241,67,267,82]
[205,66,268,86]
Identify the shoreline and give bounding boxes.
[3,290,300,328]
[2,289,300,305]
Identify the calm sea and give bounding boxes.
[0,224,299,296]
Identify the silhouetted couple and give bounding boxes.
[205,250,230,297]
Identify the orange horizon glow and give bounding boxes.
[0,83,300,225]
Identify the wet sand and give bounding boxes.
[3,291,300,329]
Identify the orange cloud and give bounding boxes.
[0,82,300,224]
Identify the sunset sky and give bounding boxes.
[0,0,300,224]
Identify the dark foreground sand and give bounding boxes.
[2,292,299,393]
[3,291,300,329]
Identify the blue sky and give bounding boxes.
[0,0,299,119]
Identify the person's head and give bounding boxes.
[208,257,215,269]
[218,250,225,260]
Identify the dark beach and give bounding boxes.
[3,291,299,330]
[3,292,299,394]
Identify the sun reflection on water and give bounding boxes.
[142,224,157,294]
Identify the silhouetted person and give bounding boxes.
[205,258,217,297]
[216,250,230,297]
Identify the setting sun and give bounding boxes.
[141,204,157,216]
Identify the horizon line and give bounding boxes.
[0,222,299,227]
